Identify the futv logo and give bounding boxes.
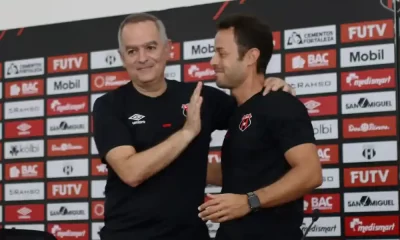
[340,43,394,67]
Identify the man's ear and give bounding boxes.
[245,48,260,67]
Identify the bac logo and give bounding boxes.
[304,193,340,213]
[285,49,336,72]
[47,180,89,199]
[317,145,339,164]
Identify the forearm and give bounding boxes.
[207,162,222,186]
[254,166,321,208]
[128,129,195,186]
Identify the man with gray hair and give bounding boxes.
[93,12,294,240]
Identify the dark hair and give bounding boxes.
[217,14,273,74]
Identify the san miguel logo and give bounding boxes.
[380,0,400,12]
[239,113,252,131]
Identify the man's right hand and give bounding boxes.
[183,82,203,138]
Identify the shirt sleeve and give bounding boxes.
[265,91,316,153]
[92,94,134,162]
[203,86,236,131]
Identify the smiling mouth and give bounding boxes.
[138,66,153,70]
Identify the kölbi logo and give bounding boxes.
[312,119,338,140]
[5,140,44,160]
[341,43,394,67]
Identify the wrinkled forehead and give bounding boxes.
[121,21,163,47]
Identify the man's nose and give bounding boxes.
[138,48,148,63]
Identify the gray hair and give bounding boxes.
[118,13,168,50]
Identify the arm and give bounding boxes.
[254,94,322,207]
[93,83,203,187]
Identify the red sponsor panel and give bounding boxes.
[317,144,339,164]
[345,216,399,236]
[344,166,398,187]
[343,116,397,138]
[184,62,215,82]
[91,71,130,92]
[47,137,89,157]
[341,68,395,92]
[48,53,88,73]
[0,184,3,201]
[208,151,221,163]
[169,42,181,61]
[4,119,44,139]
[272,31,281,50]
[341,19,394,43]
[91,158,108,176]
[47,96,88,116]
[304,193,340,214]
[0,103,3,120]
[5,162,45,180]
[47,180,89,199]
[5,204,45,222]
[300,96,338,117]
[91,201,104,220]
[48,223,89,240]
[5,79,44,99]
[285,49,336,72]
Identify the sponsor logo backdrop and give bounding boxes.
[0,0,398,239]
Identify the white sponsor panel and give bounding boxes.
[301,217,341,237]
[91,93,106,111]
[5,182,44,201]
[204,82,230,95]
[266,54,281,74]
[4,139,44,159]
[318,168,340,189]
[92,222,104,240]
[91,180,106,198]
[47,159,89,178]
[207,221,220,238]
[4,224,45,231]
[4,57,45,79]
[47,115,89,136]
[0,83,3,99]
[312,119,338,140]
[341,91,396,114]
[285,73,337,95]
[344,191,399,212]
[91,137,99,155]
[342,141,397,163]
[0,123,2,140]
[4,99,44,119]
[284,25,336,49]
[47,74,89,95]
[90,49,123,69]
[0,164,2,181]
[341,43,394,67]
[183,38,214,60]
[0,206,2,222]
[165,64,181,81]
[210,130,226,147]
[47,202,89,221]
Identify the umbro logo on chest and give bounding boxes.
[129,114,146,125]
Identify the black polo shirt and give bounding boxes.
[216,90,316,240]
[92,79,235,240]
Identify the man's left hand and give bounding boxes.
[198,193,250,223]
[263,77,295,96]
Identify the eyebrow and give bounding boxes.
[125,41,158,49]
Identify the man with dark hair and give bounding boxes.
[93,12,295,240]
[198,14,323,240]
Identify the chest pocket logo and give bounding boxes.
[239,113,252,131]
[182,103,188,117]
[128,113,146,125]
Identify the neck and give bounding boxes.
[231,73,264,105]
[132,76,167,97]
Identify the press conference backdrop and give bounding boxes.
[0,0,398,239]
